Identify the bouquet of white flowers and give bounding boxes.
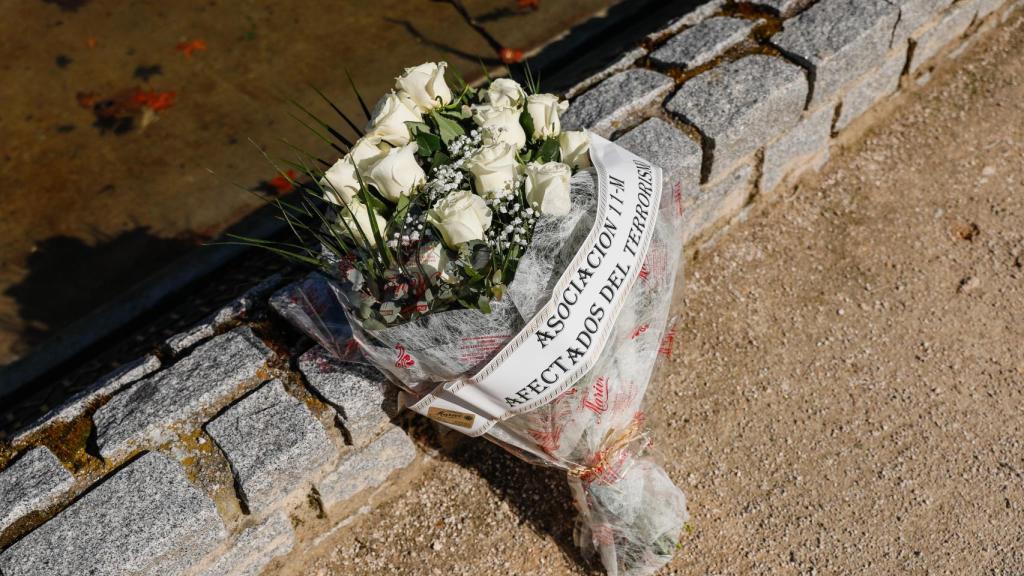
[260,62,689,576]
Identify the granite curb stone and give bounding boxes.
[206,379,339,513]
[614,118,703,206]
[909,0,979,71]
[0,447,74,535]
[761,105,834,193]
[650,17,760,70]
[683,162,755,244]
[0,452,225,576]
[772,0,900,108]
[196,511,295,576]
[666,55,808,182]
[94,326,273,462]
[889,0,957,46]
[561,69,674,138]
[318,426,417,509]
[741,0,814,17]
[835,47,907,130]
[298,346,398,448]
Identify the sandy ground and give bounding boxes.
[276,11,1024,576]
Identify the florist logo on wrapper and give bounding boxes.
[411,134,662,436]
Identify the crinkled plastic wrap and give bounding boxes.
[275,169,688,576]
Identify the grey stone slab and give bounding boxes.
[889,0,957,46]
[0,452,225,576]
[772,0,900,108]
[94,326,273,462]
[298,346,398,448]
[615,118,703,208]
[666,55,807,182]
[975,0,1006,20]
[835,47,907,131]
[646,0,729,43]
[0,447,74,535]
[909,0,978,71]
[206,380,338,513]
[563,47,648,100]
[741,0,814,17]
[761,105,833,194]
[561,69,675,138]
[684,162,755,245]
[650,17,760,70]
[197,511,295,576]
[13,355,161,445]
[318,426,416,509]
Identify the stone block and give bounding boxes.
[0,452,226,576]
[650,17,760,70]
[683,162,754,245]
[94,326,273,462]
[318,426,417,509]
[740,0,814,17]
[761,105,833,194]
[666,55,807,182]
[206,380,338,513]
[614,118,702,206]
[772,0,900,108]
[835,47,907,131]
[564,47,648,99]
[298,346,397,448]
[909,0,978,71]
[646,0,729,43]
[0,447,74,535]
[13,355,161,445]
[889,0,957,46]
[561,69,675,138]
[196,511,295,576]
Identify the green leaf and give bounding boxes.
[414,130,441,157]
[431,110,465,145]
[538,137,560,163]
[519,108,535,141]
[430,150,450,171]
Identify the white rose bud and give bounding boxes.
[484,78,526,108]
[368,91,421,146]
[470,104,527,149]
[525,161,572,216]
[427,190,493,248]
[395,62,452,112]
[526,93,569,139]
[558,130,591,169]
[338,201,388,248]
[465,142,522,199]
[320,136,389,205]
[367,142,427,202]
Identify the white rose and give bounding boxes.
[471,104,527,149]
[526,93,569,139]
[465,142,522,199]
[559,130,591,169]
[426,190,493,248]
[524,161,572,216]
[395,62,452,112]
[367,142,427,202]
[368,91,421,146]
[484,78,526,108]
[338,201,388,248]
[320,136,389,205]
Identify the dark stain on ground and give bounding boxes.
[133,64,163,81]
[55,124,75,133]
[42,0,90,11]
[55,54,71,68]
[3,228,199,353]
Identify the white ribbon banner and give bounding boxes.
[410,133,662,436]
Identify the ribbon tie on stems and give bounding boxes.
[568,421,649,484]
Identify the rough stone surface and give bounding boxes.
[650,17,759,70]
[772,0,900,107]
[0,447,74,535]
[761,105,833,194]
[564,47,647,99]
[94,326,273,462]
[909,0,979,71]
[667,55,808,182]
[646,0,728,43]
[975,0,1006,20]
[890,0,957,46]
[615,118,703,208]
[196,511,295,576]
[741,0,814,17]
[12,354,161,445]
[298,346,397,448]
[835,47,907,131]
[561,69,674,137]
[206,379,338,513]
[318,426,417,509]
[0,452,225,576]
[683,162,754,244]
